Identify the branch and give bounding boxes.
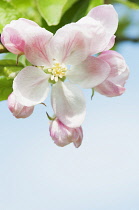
[116,36,139,43]
[0,34,8,53]
[0,43,8,53]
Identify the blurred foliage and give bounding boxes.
[0,59,24,100]
[36,0,79,25]
[0,0,21,32]
[114,0,139,9]
[42,0,104,33]
[0,0,139,101]
[116,16,130,37]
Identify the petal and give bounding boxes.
[50,23,91,65]
[87,5,118,38]
[8,92,34,118]
[67,56,110,89]
[24,27,53,67]
[1,27,25,54]
[51,81,86,128]
[13,66,50,106]
[77,16,110,54]
[95,81,126,97]
[103,35,116,51]
[98,50,129,78]
[95,50,129,97]
[49,118,83,148]
[1,18,40,55]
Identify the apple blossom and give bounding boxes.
[49,118,83,147]
[95,50,129,97]
[1,5,120,128]
[1,4,129,147]
[8,92,34,118]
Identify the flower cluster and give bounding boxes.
[1,5,129,147]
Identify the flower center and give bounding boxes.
[48,61,67,82]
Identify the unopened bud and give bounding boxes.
[8,92,34,118]
[49,118,83,148]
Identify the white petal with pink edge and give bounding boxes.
[77,16,110,55]
[24,27,53,67]
[13,66,50,106]
[87,5,118,38]
[50,23,92,65]
[51,81,86,128]
[95,81,126,97]
[67,56,110,89]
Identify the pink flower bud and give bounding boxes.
[95,50,129,97]
[1,18,38,55]
[49,118,83,148]
[8,92,34,118]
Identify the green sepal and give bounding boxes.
[59,76,66,82]
[48,78,56,84]
[91,88,95,100]
[46,112,56,121]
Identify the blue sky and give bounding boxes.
[0,4,139,210]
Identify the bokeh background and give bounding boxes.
[0,1,139,210]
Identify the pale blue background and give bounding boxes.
[0,4,139,210]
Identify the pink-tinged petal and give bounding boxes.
[24,27,53,67]
[13,66,50,106]
[67,56,110,89]
[1,27,25,54]
[103,35,116,51]
[50,18,108,65]
[95,50,129,97]
[49,118,83,147]
[8,92,34,118]
[51,81,86,128]
[50,23,90,65]
[77,16,110,55]
[95,80,126,97]
[1,18,39,55]
[87,5,118,38]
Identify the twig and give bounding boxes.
[0,43,8,53]
[116,36,139,43]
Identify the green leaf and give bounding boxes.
[0,59,24,101]
[9,0,33,8]
[3,53,27,67]
[42,0,100,33]
[0,59,24,77]
[116,16,130,37]
[0,0,21,32]
[9,0,42,25]
[114,0,139,9]
[87,0,104,12]
[36,0,79,26]
[0,77,13,101]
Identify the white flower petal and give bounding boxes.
[50,23,87,65]
[51,81,86,128]
[87,5,118,38]
[13,66,50,106]
[67,56,110,89]
[24,27,53,67]
[77,16,109,55]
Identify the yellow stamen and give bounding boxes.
[49,61,67,82]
